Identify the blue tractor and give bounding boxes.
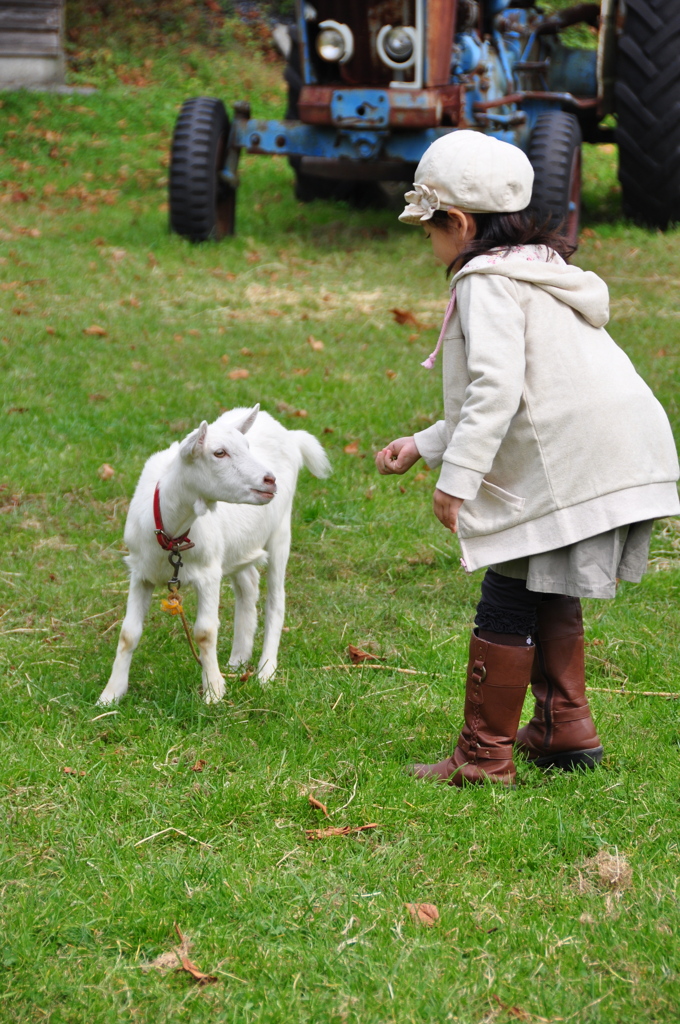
[168,0,680,242]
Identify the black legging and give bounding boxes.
[475,568,565,637]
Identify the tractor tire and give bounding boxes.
[527,111,582,248]
[615,0,680,229]
[169,97,235,241]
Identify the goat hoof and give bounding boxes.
[203,681,226,704]
[228,658,250,671]
[96,692,120,706]
[203,692,223,705]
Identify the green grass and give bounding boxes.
[2,25,680,1024]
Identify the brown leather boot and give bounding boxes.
[516,597,603,770]
[412,632,534,786]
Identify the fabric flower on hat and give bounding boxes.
[401,182,441,222]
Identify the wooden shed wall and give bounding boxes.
[0,1,65,85]
[0,1,62,55]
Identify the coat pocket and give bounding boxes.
[480,479,526,510]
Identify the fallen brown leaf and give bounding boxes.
[143,924,218,984]
[306,823,378,840]
[405,902,439,927]
[62,766,86,777]
[190,760,207,772]
[344,442,359,455]
[385,369,397,380]
[347,644,380,664]
[308,794,329,816]
[391,308,426,328]
[490,995,554,1022]
[228,368,250,380]
[98,464,115,481]
[178,955,218,985]
[84,324,107,336]
[307,335,324,351]
[174,924,217,985]
[276,401,308,418]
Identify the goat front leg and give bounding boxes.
[98,577,154,704]
[258,525,291,684]
[228,564,260,670]
[193,572,226,704]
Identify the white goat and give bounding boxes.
[97,405,331,705]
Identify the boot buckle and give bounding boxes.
[471,660,487,683]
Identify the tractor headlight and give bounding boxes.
[316,20,354,64]
[383,27,414,63]
[377,25,417,70]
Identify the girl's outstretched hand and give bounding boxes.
[433,489,464,533]
[375,436,421,475]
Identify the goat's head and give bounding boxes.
[179,405,276,506]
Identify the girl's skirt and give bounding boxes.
[490,520,654,599]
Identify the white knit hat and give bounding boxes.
[399,130,534,224]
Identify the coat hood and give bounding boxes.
[451,245,610,328]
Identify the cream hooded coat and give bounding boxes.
[413,247,680,572]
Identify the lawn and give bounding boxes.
[1,13,679,1024]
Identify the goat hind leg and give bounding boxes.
[228,565,260,670]
[97,578,154,704]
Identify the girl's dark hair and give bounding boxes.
[429,207,576,276]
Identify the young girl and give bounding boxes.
[376,130,680,787]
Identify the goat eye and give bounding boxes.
[213,449,229,458]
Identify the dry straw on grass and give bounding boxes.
[141,931,192,974]
[583,849,633,890]
[576,849,633,913]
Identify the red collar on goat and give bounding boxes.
[153,483,195,552]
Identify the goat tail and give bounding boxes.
[292,431,332,479]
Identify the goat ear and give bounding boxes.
[180,421,209,460]
[237,404,260,435]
